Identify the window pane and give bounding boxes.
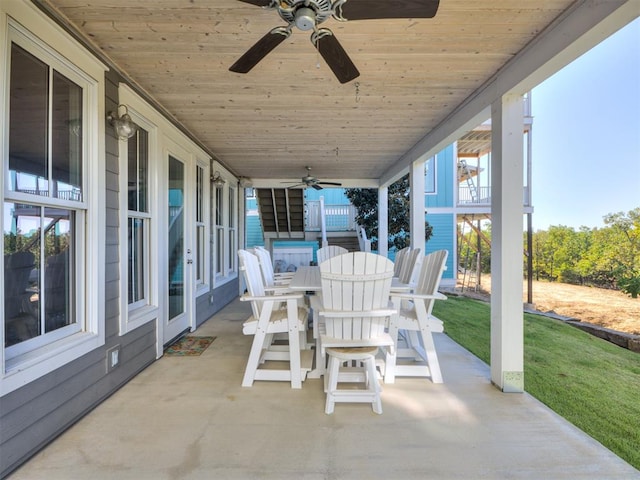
[43,208,74,333]
[228,188,235,228]
[52,71,83,201]
[128,218,145,304]
[196,225,204,283]
[168,156,184,319]
[9,44,48,194]
[196,166,203,222]
[425,156,436,194]
[4,202,41,346]
[216,228,224,275]
[127,128,148,212]
[228,230,235,272]
[215,188,223,226]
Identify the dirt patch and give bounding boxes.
[459,275,640,336]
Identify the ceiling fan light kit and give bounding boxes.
[231,0,440,83]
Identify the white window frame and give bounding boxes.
[194,160,210,297]
[1,3,107,396]
[117,88,160,334]
[425,155,437,195]
[212,167,238,287]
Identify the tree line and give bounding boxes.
[459,208,640,298]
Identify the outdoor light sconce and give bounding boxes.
[211,171,226,187]
[107,104,137,140]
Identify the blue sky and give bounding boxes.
[530,17,640,231]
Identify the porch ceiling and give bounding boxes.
[40,0,578,184]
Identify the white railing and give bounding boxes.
[458,185,531,206]
[306,200,357,232]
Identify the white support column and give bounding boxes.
[378,187,388,257]
[490,93,525,393]
[410,159,425,251]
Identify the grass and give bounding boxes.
[432,295,640,471]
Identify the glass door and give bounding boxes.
[164,154,191,343]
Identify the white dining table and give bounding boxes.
[288,266,411,378]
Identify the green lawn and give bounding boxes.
[432,295,640,471]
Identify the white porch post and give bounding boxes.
[378,187,388,257]
[410,159,425,251]
[490,93,525,392]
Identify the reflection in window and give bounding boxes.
[4,203,75,347]
[9,43,83,201]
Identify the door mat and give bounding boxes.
[165,336,216,356]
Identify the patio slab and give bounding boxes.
[9,299,640,480]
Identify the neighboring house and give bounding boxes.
[1,3,240,475]
[425,109,534,289]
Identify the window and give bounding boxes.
[213,171,237,285]
[127,128,150,309]
[425,155,436,194]
[227,186,236,274]
[4,42,84,352]
[215,186,224,278]
[2,8,106,394]
[195,165,206,288]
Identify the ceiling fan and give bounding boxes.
[230,0,440,83]
[284,166,343,190]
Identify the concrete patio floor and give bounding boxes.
[10,298,639,479]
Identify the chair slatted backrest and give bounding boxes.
[252,246,276,287]
[238,249,267,319]
[414,250,449,314]
[320,252,394,340]
[393,247,410,277]
[397,248,421,285]
[316,245,348,264]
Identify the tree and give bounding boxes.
[345,174,433,251]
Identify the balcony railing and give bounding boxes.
[458,186,531,206]
[306,201,357,232]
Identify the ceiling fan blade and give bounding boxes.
[311,184,324,190]
[230,27,290,74]
[236,0,273,7]
[318,181,343,186]
[334,0,440,21]
[311,29,359,84]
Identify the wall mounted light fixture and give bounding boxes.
[107,104,137,140]
[211,171,226,187]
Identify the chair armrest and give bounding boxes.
[240,292,303,302]
[390,292,447,301]
[264,285,293,294]
[319,308,397,318]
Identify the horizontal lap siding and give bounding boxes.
[1,71,157,479]
[196,278,239,327]
[425,213,455,280]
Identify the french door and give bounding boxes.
[163,153,194,344]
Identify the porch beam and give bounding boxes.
[490,93,524,392]
[410,159,426,252]
[378,187,388,257]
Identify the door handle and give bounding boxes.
[187,259,193,265]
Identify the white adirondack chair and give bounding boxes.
[316,245,348,264]
[237,250,313,388]
[386,249,449,384]
[318,252,396,414]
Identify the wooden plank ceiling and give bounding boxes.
[39,0,577,184]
